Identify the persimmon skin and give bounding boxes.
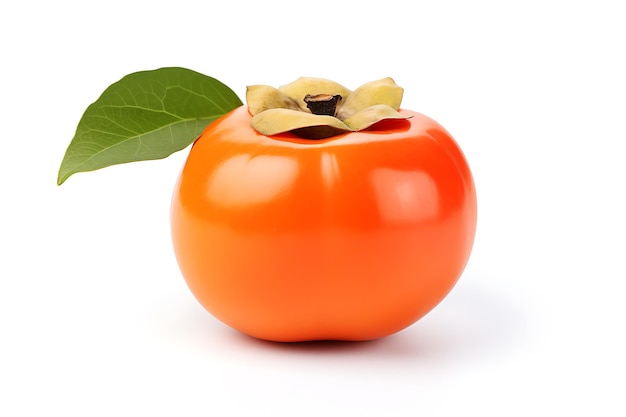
[170,106,477,342]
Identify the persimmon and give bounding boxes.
[170,103,476,342]
[59,70,476,342]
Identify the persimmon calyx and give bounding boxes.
[246,77,411,139]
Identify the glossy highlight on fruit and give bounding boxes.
[170,106,477,342]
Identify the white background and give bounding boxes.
[2,1,625,415]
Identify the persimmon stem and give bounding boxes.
[304,94,342,116]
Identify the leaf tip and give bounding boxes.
[56,159,73,186]
[56,170,68,186]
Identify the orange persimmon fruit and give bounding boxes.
[170,106,477,342]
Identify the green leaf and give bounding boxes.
[57,67,243,185]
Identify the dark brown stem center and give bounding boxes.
[304,94,342,116]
